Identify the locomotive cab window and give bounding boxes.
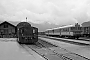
[21,29,24,33]
[33,29,35,33]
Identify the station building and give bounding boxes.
[0,21,16,38]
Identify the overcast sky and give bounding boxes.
[0,0,90,25]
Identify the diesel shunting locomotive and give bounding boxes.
[17,22,38,44]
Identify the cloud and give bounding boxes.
[0,0,90,25]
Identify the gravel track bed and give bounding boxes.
[41,36,90,45]
[26,39,89,60]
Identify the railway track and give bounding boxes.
[26,39,89,60]
[40,36,90,45]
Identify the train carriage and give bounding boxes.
[82,26,90,37]
[17,22,38,44]
[45,23,82,39]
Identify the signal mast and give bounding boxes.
[26,17,27,22]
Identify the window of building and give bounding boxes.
[4,24,8,28]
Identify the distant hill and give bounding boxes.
[82,21,90,27]
[31,22,60,32]
[2,20,90,31]
[0,21,60,31]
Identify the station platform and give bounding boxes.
[0,38,45,60]
[40,36,90,45]
[39,37,90,59]
[51,37,90,45]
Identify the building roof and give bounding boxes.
[82,21,90,27]
[0,21,16,27]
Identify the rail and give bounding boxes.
[27,39,89,60]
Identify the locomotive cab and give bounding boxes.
[70,23,82,39]
[17,22,38,44]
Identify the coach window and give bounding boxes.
[61,29,62,32]
[52,30,53,33]
[65,28,66,31]
[57,29,59,32]
[65,28,67,31]
[67,28,69,31]
[62,29,63,32]
[64,29,65,31]
[63,29,65,32]
[66,28,68,31]
[62,29,64,31]
[71,27,73,30]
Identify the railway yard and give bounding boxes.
[0,0,90,60]
[0,36,90,60]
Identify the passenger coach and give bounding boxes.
[45,23,82,39]
[82,26,90,37]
